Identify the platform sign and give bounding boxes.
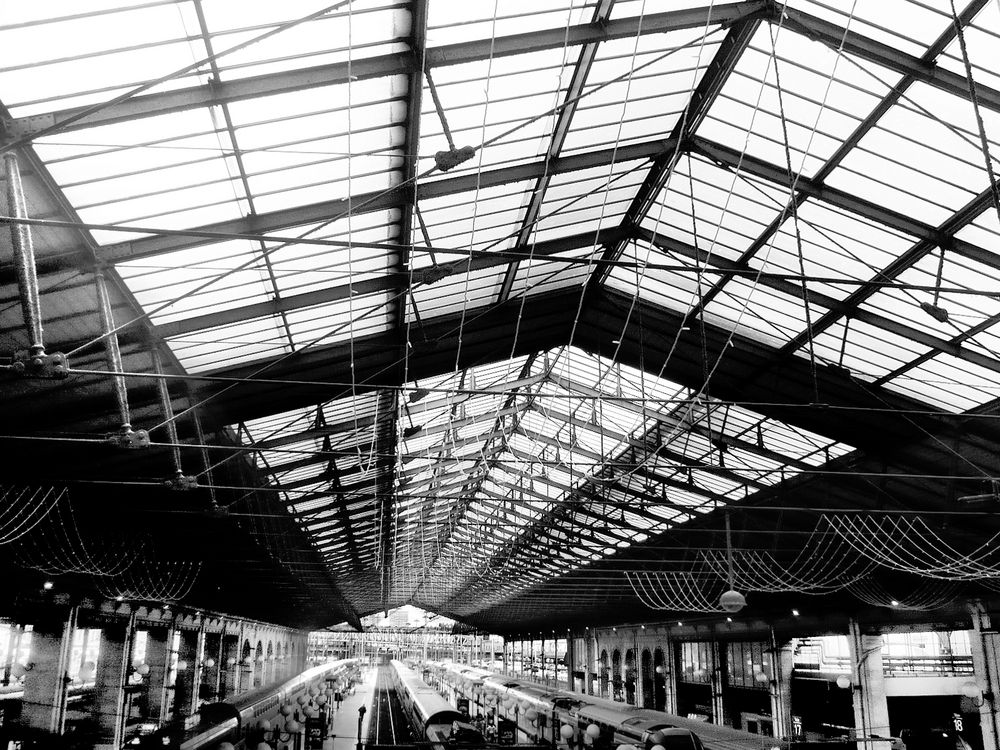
[498,718,518,745]
[457,697,470,716]
[306,715,327,749]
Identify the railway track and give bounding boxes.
[369,664,415,745]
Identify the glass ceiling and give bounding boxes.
[5,0,1000,621]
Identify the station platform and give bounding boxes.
[323,664,376,750]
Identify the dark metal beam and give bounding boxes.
[95,142,662,268]
[496,0,616,304]
[32,3,765,135]
[590,14,763,289]
[780,2,1000,113]
[635,226,1000,377]
[682,0,993,330]
[152,226,629,339]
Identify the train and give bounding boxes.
[389,659,484,747]
[427,661,780,750]
[169,658,357,749]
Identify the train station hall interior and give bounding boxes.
[4,0,1000,748]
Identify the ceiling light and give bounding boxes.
[726,617,733,623]
[890,600,900,607]
[791,609,800,617]
[43,581,53,590]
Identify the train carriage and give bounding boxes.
[390,659,484,747]
[432,661,779,750]
[176,658,356,749]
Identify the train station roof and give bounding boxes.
[3,0,1000,633]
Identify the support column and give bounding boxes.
[174,629,201,721]
[2,624,22,686]
[566,636,576,691]
[634,632,643,709]
[584,633,595,695]
[969,604,1000,750]
[91,619,132,749]
[142,626,173,724]
[770,640,795,740]
[848,619,890,750]
[202,631,222,702]
[662,641,678,715]
[220,633,239,701]
[710,641,725,726]
[19,607,76,735]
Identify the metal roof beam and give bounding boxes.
[496,0,616,303]
[635,226,1000,377]
[591,13,762,289]
[546,371,815,470]
[527,401,771,491]
[99,149,647,269]
[35,3,763,134]
[780,3,1000,114]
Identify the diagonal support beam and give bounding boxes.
[590,13,763,290]
[93,143,662,269]
[28,3,766,135]
[681,0,992,325]
[496,0,616,304]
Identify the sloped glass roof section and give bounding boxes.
[7,0,1000,624]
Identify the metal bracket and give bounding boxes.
[1,113,55,140]
[164,473,199,491]
[9,350,69,379]
[434,145,475,172]
[106,427,150,449]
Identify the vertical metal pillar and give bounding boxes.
[19,607,77,735]
[4,153,44,355]
[848,619,891,750]
[969,603,1000,750]
[95,270,132,432]
[92,616,133,749]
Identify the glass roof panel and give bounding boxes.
[407,266,506,321]
[418,48,578,179]
[783,0,953,58]
[860,251,1000,345]
[699,25,898,178]
[606,239,703,313]
[937,3,1000,93]
[508,248,594,299]
[426,0,596,47]
[826,83,1000,225]
[702,277,810,347]
[285,291,394,348]
[414,180,534,259]
[267,212,399,298]
[531,157,647,245]
[641,153,790,262]
[0,2,208,117]
[34,108,244,244]
[749,199,916,302]
[803,318,934,381]
[559,30,723,156]
[166,315,289,373]
[116,238,271,325]
[226,77,408,213]
[884,354,1000,412]
[201,0,410,80]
